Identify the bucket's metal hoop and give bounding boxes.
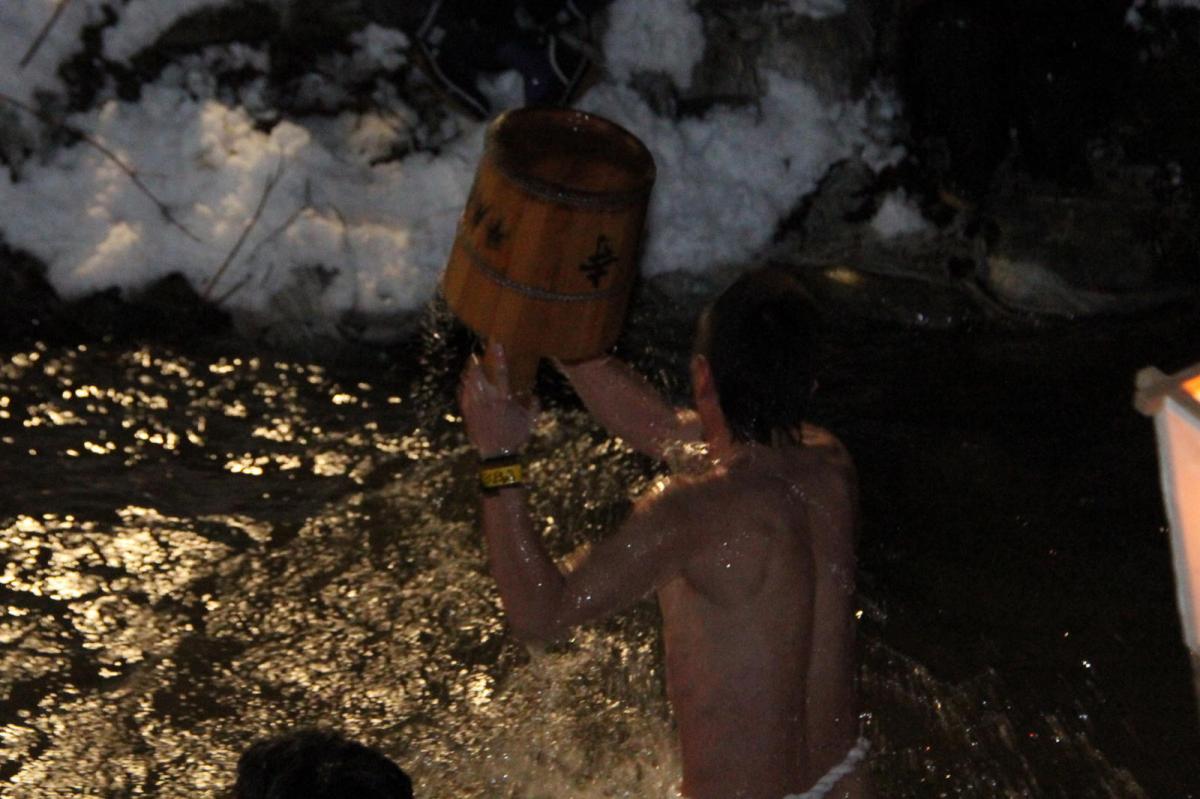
[456,234,629,303]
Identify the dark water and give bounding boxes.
[2,288,1199,797]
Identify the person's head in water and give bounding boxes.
[234,728,414,799]
[693,267,819,446]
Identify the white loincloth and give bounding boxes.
[782,737,871,799]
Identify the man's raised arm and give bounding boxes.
[459,346,700,643]
[556,356,701,461]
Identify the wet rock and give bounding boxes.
[122,0,368,87]
[60,273,233,344]
[976,254,1187,319]
[765,158,985,328]
[986,192,1161,292]
[0,245,61,342]
[133,273,235,338]
[768,148,1200,323]
[971,135,1200,317]
[624,0,878,115]
[751,0,877,102]
[118,1,281,98]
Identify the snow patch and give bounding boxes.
[0,85,478,316]
[870,191,929,239]
[787,0,848,20]
[603,0,705,88]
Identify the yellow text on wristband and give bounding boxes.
[479,456,523,493]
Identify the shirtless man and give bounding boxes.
[458,267,871,799]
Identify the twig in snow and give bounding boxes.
[243,179,313,273]
[203,162,286,302]
[212,195,307,308]
[0,91,203,244]
[325,199,363,321]
[211,273,254,308]
[19,0,75,69]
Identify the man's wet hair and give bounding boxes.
[694,267,819,446]
[234,728,414,799]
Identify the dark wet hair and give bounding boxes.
[693,267,819,445]
[234,729,414,799]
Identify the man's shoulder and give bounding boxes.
[801,423,854,468]
[635,463,733,510]
[636,432,856,522]
[634,452,786,530]
[629,464,750,542]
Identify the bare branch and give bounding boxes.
[251,179,314,290]
[19,0,75,69]
[203,162,286,302]
[0,91,204,243]
[211,272,254,308]
[243,185,311,268]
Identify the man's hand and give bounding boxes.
[458,343,538,457]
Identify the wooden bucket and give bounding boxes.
[442,107,656,394]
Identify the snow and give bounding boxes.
[870,191,929,239]
[1128,0,1200,27]
[0,0,898,330]
[0,86,478,318]
[787,0,848,20]
[1,1,105,106]
[602,0,705,88]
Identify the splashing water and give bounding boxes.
[1,298,1193,797]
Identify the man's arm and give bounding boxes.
[460,345,703,642]
[477,478,700,642]
[556,356,701,460]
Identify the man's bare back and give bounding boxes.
[644,426,863,799]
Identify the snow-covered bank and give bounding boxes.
[0,85,478,320]
[0,0,897,334]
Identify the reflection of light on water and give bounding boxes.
[825,266,865,286]
[313,450,352,476]
[223,400,249,417]
[275,453,303,470]
[208,356,260,375]
[225,453,269,475]
[1,328,1158,798]
[253,418,296,441]
[22,403,83,427]
[465,672,494,707]
[1,510,236,603]
[375,432,436,458]
[133,427,180,449]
